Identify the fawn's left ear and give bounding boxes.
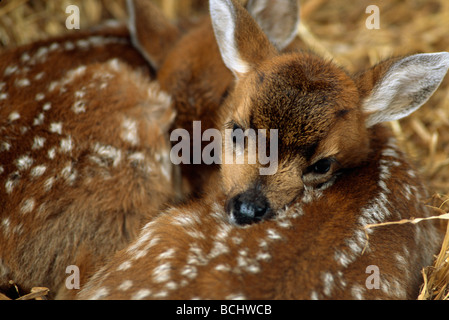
[357,52,449,128]
[210,0,277,79]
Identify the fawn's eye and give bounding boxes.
[232,123,244,145]
[312,158,332,175]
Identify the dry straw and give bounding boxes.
[0,0,448,300]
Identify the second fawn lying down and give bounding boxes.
[78,0,449,300]
[0,29,177,299]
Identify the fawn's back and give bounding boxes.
[0,25,177,299]
[79,0,448,300]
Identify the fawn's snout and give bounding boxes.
[226,188,272,225]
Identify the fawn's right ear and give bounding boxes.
[127,0,180,71]
[210,0,277,79]
[357,52,449,128]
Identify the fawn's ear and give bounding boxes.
[210,0,277,79]
[358,52,449,128]
[246,0,300,51]
[127,0,180,70]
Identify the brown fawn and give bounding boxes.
[128,0,301,195]
[78,0,449,300]
[0,24,179,299]
[0,0,301,299]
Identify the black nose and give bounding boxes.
[226,192,271,225]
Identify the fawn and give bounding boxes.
[128,0,301,195]
[0,0,301,299]
[0,25,178,299]
[78,0,449,300]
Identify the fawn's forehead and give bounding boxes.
[233,53,360,149]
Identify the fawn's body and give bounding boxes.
[0,26,177,299]
[79,0,448,300]
[78,128,439,299]
[0,0,302,299]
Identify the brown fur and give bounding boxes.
[0,28,178,299]
[77,0,444,300]
[221,52,370,211]
[0,0,303,299]
[130,0,302,196]
[77,126,441,300]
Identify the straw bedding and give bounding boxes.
[0,0,448,300]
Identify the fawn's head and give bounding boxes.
[210,0,449,225]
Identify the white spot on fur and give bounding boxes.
[64,41,75,51]
[225,293,246,300]
[215,264,231,272]
[32,136,46,150]
[132,289,151,300]
[88,287,109,300]
[60,136,73,153]
[33,113,45,126]
[128,152,145,164]
[49,42,60,51]
[152,263,171,283]
[31,165,47,178]
[351,284,365,300]
[107,58,121,71]
[8,112,20,122]
[35,93,45,101]
[334,250,352,268]
[2,218,11,235]
[5,173,19,194]
[322,272,335,297]
[20,198,35,214]
[180,265,198,280]
[153,291,168,298]
[121,118,139,146]
[266,229,282,241]
[117,261,132,272]
[208,241,229,259]
[34,72,45,81]
[92,143,122,167]
[48,148,56,160]
[61,162,77,185]
[44,177,55,192]
[76,39,90,49]
[172,214,198,227]
[16,155,33,171]
[4,65,18,76]
[50,122,63,135]
[118,280,133,291]
[1,142,11,152]
[157,249,176,261]
[15,78,31,87]
[256,251,271,261]
[43,102,52,111]
[72,100,86,114]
